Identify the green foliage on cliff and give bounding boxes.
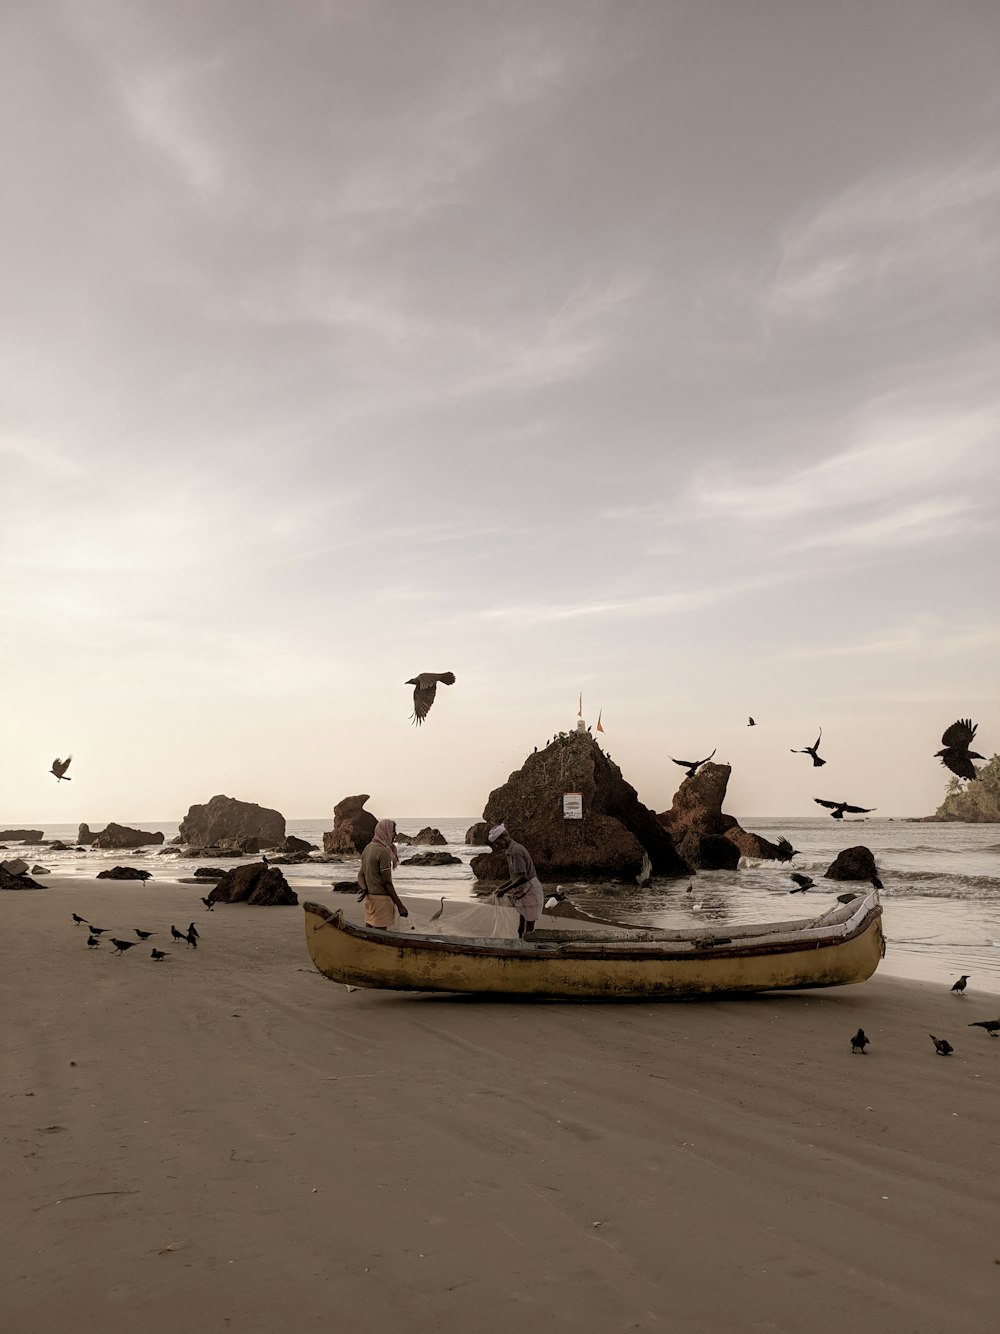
[933,754,1000,821]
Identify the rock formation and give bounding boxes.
[1,864,41,890]
[322,795,377,855]
[178,795,285,849]
[279,835,316,854]
[96,866,153,880]
[658,763,794,869]
[193,867,227,878]
[471,731,689,882]
[824,846,881,882]
[90,823,165,849]
[465,822,488,846]
[412,827,447,845]
[401,851,461,866]
[78,824,95,845]
[0,829,44,843]
[207,863,298,906]
[47,841,69,851]
[332,879,360,892]
[30,864,51,874]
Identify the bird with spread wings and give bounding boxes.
[814,798,875,820]
[50,755,72,781]
[669,748,716,780]
[935,718,985,781]
[406,671,456,725]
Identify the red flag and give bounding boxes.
[596,709,605,733]
[577,692,583,718]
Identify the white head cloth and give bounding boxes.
[487,823,506,842]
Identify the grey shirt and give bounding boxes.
[358,842,394,896]
[505,840,538,883]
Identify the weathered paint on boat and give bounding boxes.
[302,894,884,999]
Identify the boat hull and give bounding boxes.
[302,899,884,999]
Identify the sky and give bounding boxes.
[2,0,998,826]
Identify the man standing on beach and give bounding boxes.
[488,824,544,939]
[357,819,409,930]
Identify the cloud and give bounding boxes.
[787,498,976,553]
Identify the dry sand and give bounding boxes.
[3,876,1000,1334]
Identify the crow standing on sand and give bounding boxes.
[200,896,215,911]
[406,671,456,725]
[950,974,970,995]
[814,799,876,820]
[111,938,137,954]
[669,748,717,780]
[134,928,155,940]
[185,923,199,949]
[71,913,88,926]
[789,873,814,893]
[170,925,187,944]
[791,730,825,767]
[930,1034,953,1055]
[935,719,986,781]
[850,1029,870,1053]
[968,1019,1000,1036]
[151,948,169,961]
[50,755,72,781]
[88,926,109,935]
[86,934,100,948]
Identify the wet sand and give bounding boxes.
[3,877,1000,1333]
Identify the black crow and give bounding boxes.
[669,748,717,780]
[406,671,456,725]
[185,926,198,949]
[110,938,136,954]
[71,913,88,926]
[170,925,187,944]
[930,1034,953,1055]
[950,974,970,995]
[50,755,72,781]
[791,729,825,767]
[814,799,876,820]
[935,719,985,781]
[968,1019,1000,1036]
[88,926,109,935]
[187,922,200,940]
[86,934,99,948]
[774,837,800,862]
[850,1029,869,1053]
[200,896,215,911]
[748,717,756,727]
[150,948,169,961]
[789,873,814,893]
[134,929,155,940]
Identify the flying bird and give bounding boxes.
[86,934,100,948]
[669,748,717,780]
[950,974,970,995]
[850,1029,870,1053]
[930,1034,953,1056]
[968,1019,1000,1037]
[71,913,88,926]
[791,730,825,767]
[50,755,73,781]
[429,897,445,924]
[200,896,215,911]
[935,719,986,781]
[405,671,456,725]
[774,837,800,862]
[111,938,137,954]
[748,717,755,727]
[789,873,814,893]
[150,948,169,961]
[814,799,875,820]
[133,929,155,940]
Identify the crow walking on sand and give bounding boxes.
[930,1034,953,1056]
[88,926,109,935]
[185,924,199,949]
[669,748,717,780]
[200,896,215,911]
[170,925,187,944]
[935,719,986,781]
[850,1029,870,1053]
[71,913,88,926]
[50,755,72,781]
[406,671,457,725]
[151,948,169,961]
[791,730,825,767]
[789,873,814,893]
[86,934,100,948]
[814,799,876,820]
[134,929,155,940]
[111,938,136,954]
[950,974,970,995]
[968,1019,1000,1036]
[187,922,200,941]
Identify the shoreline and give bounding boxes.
[4,877,1000,1333]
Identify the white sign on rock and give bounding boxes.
[562,793,583,820]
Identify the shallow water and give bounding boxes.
[7,815,1000,996]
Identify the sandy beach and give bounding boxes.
[3,877,1000,1334]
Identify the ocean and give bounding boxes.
[6,815,1000,995]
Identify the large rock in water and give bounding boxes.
[402,851,461,866]
[465,822,489,846]
[78,823,96,845]
[470,731,689,882]
[322,795,377,855]
[0,829,44,843]
[179,795,285,849]
[658,763,792,868]
[96,866,152,881]
[208,863,298,906]
[412,826,447,845]
[1,864,42,890]
[91,822,165,849]
[824,846,882,884]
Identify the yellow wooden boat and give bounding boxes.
[302,891,884,999]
